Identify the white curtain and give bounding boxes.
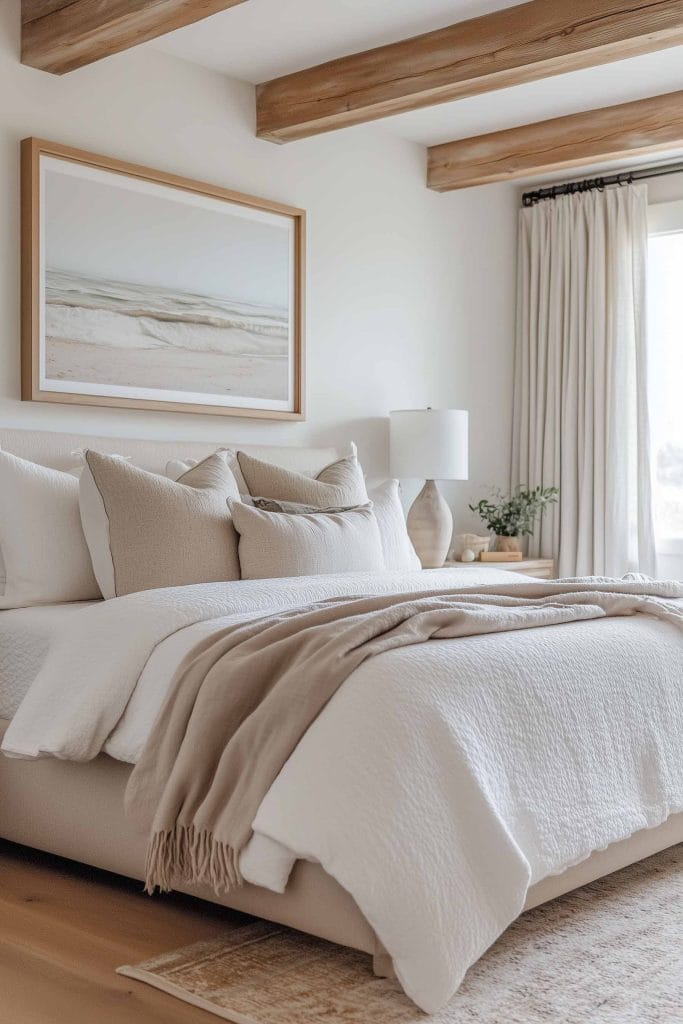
[512,184,656,577]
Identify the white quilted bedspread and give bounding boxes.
[3,569,682,1011]
[0,602,98,718]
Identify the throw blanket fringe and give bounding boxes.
[146,826,241,895]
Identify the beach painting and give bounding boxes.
[44,269,290,402]
[23,140,304,418]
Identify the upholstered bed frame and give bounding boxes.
[1,427,681,972]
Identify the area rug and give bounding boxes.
[117,844,682,1024]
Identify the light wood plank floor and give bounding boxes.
[0,839,252,1024]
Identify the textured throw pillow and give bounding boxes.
[0,451,100,609]
[249,480,420,572]
[67,449,132,478]
[230,501,385,580]
[165,448,249,494]
[247,496,353,513]
[236,450,368,507]
[79,451,242,598]
[368,480,421,571]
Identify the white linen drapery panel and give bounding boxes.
[512,184,656,577]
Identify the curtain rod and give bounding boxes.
[521,159,683,207]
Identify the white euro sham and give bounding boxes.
[369,480,421,571]
[0,451,100,609]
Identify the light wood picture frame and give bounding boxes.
[21,138,305,420]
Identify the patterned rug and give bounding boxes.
[118,845,682,1023]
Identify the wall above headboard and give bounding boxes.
[0,0,518,526]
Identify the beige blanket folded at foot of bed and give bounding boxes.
[124,578,683,896]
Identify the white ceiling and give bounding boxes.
[152,0,525,82]
[385,48,683,147]
[150,0,683,152]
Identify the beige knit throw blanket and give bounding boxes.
[124,577,683,895]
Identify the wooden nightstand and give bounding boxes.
[444,558,556,579]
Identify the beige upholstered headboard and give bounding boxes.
[0,428,350,477]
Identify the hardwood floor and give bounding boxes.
[0,839,252,1023]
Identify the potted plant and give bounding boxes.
[469,485,559,552]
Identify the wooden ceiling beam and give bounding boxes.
[256,0,683,143]
[21,0,248,75]
[426,90,683,191]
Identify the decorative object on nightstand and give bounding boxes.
[451,532,490,561]
[390,408,468,569]
[480,550,524,562]
[469,485,559,555]
[443,558,556,579]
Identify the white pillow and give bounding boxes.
[369,480,421,571]
[67,448,132,478]
[0,451,101,609]
[230,501,385,580]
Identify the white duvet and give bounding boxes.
[3,568,683,1012]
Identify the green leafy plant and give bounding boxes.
[469,485,559,537]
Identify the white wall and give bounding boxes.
[0,1,518,529]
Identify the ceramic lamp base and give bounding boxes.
[406,479,453,569]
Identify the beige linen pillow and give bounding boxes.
[79,451,242,598]
[230,501,385,580]
[165,448,249,494]
[236,450,368,507]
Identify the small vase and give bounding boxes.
[496,535,521,553]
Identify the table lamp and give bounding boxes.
[390,408,469,568]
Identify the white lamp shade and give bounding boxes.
[390,408,468,480]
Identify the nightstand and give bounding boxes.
[444,558,556,579]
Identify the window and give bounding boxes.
[647,200,683,553]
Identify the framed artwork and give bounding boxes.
[21,137,305,419]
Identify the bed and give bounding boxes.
[0,427,681,1013]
